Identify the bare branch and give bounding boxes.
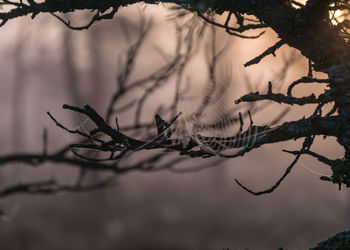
[244,40,286,67]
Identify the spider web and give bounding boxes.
[171,75,260,156]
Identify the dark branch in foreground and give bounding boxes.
[1,0,350,198]
[2,1,350,248]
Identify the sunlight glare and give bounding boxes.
[329,8,345,25]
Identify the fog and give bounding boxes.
[0,5,349,250]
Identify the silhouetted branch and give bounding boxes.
[1,0,350,198]
[244,40,286,67]
[234,135,315,196]
[51,6,118,30]
[287,77,330,97]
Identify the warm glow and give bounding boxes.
[329,8,345,25]
[293,1,346,26]
[292,0,306,9]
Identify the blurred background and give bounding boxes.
[0,4,349,250]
